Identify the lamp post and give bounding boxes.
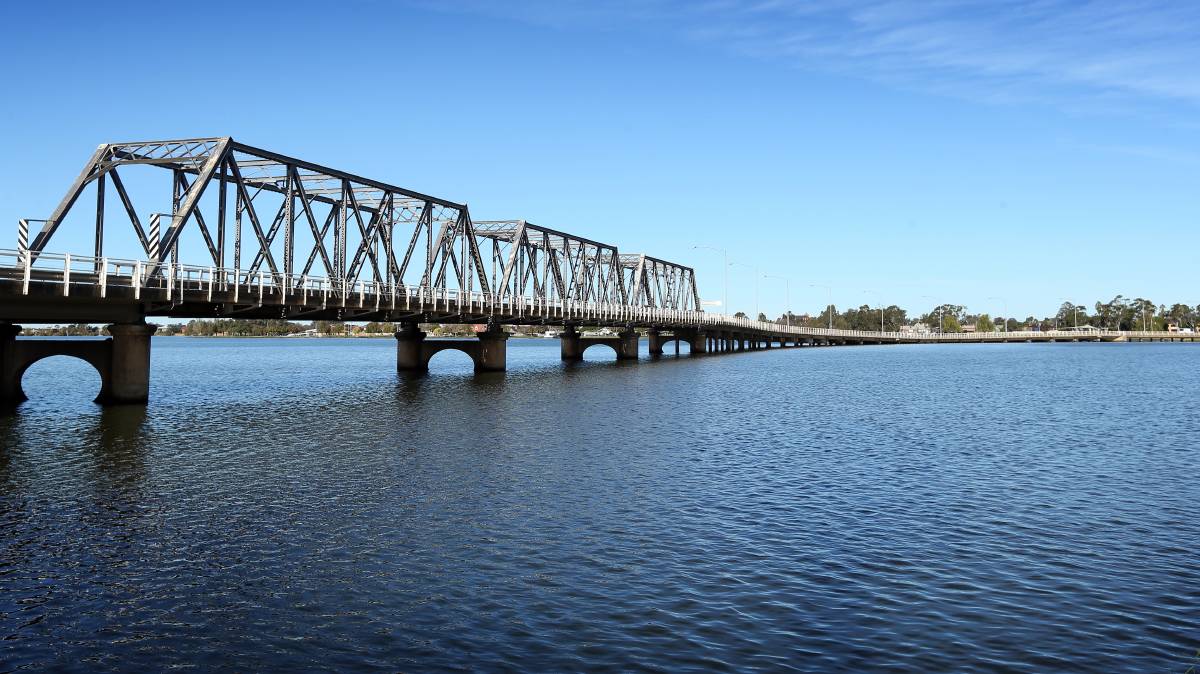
[1059,298,1080,330]
[987,295,1007,333]
[765,274,791,325]
[731,261,759,320]
[691,245,727,317]
[810,283,833,329]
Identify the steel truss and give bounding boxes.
[621,254,701,312]
[21,137,699,310]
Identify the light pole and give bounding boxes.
[863,289,884,333]
[691,245,727,316]
[731,261,759,320]
[765,274,791,325]
[987,295,1007,333]
[810,283,832,329]
[1060,298,1079,330]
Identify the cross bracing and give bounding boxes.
[21,137,699,310]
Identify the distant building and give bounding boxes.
[900,323,931,334]
[961,324,977,333]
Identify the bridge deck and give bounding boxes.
[1,251,1194,344]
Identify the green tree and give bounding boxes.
[977,314,995,332]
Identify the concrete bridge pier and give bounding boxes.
[617,329,639,360]
[476,328,508,371]
[1,322,157,407]
[648,328,664,356]
[560,325,582,360]
[106,323,157,403]
[395,322,508,373]
[561,325,639,361]
[395,323,427,371]
[692,331,708,354]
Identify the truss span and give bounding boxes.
[19,137,699,311]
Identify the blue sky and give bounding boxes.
[1,0,1196,319]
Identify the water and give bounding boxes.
[1,338,1197,673]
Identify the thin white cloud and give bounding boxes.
[686,0,1200,110]
[416,0,1200,113]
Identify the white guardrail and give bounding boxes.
[0,249,1192,341]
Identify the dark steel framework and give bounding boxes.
[22,137,700,311]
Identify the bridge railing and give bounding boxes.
[1,249,1195,341]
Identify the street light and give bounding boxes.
[1060,298,1080,330]
[764,274,791,325]
[691,245,727,316]
[730,261,759,319]
[987,295,1007,333]
[809,283,832,329]
[862,289,884,333]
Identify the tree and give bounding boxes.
[733,311,748,319]
[1165,303,1194,330]
[977,314,995,332]
[942,314,962,333]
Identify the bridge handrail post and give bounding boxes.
[21,249,31,295]
[100,257,108,298]
[63,253,71,297]
[258,269,264,303]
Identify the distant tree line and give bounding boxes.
[772,296,1199,332]
[159,319,308,337]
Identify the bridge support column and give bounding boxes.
[476,327,508,372]
[560,325,582,361]
[616,329,639,360]
[692,331,708,354]
[395,323,426,372]
[0,323,23,406]
[104,322,157,404]
[647,328,664,356]
[2,322,156,407]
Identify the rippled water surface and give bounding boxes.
[2,338,1198,672]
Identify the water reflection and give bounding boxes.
[84,405,149,495]
[0,339,1197,673]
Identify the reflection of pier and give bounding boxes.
[1,136,1195,406]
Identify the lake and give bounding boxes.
[1,338,1197,672]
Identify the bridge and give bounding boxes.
[1,137,1193,405]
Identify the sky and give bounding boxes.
[1,0,1196,320]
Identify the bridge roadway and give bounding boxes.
[0,251,1193,406]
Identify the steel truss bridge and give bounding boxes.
[1,137,1192,405]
